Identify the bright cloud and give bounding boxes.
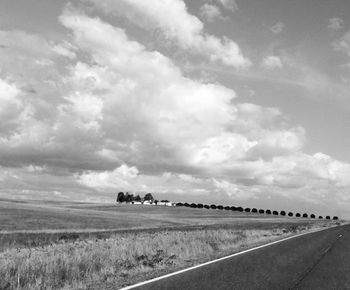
[328,17,345,31]
[200,4,222,22]
[262,56,283,69]
[83,0,250,69]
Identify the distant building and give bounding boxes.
[143,200,153,205]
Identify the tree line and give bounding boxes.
[116,192,155,203]
[175,202,339,220]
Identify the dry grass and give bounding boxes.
[0,222,338,290]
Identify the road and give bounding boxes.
[127,224,350,290]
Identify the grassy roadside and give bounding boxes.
[0,221,341,290]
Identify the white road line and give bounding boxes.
[120,226,341,290]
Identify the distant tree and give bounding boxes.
[259,209,265,214]
[154,199,159,205]
[224,206,231,211]
[333,216,339,220]
[217,205,224,210]
[116,192,125,203]
[273,210,278,216]
[210,204,217,209]
[161,200,169,202]
[190,203,197,208]
[318,216,323,219]
[296,213,301,217]
[245,208,251,213]
[266,209,271,215]
[134,195,141,202]
[144,193,154,201]
[125,193,134,203]
[176,202,183,207]
[288,212,293,217]
[252,208,258,213]
[280,211,286,216]
[184,203,190,207]
[197,203,204,209]
[326,216,331,220]
[310,214,316,219]
[230,206,237,211]
[237,207,243,212]
[302,213,308,218]
[204,204,210,209]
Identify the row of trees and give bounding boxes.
[175,203,339,220]
[116,192,154,203]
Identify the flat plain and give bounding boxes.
[0,198,342,289]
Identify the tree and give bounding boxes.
[190,203,197,208]
[124,192,134,203]
[184,203,190,207]
[245,208,251,213]
[210,204,217,209]
[280,211,286,216]
[318,216,323,219]
[197,203,204,209]
[333,216,339,220]
[204,204,210,209]
[326,216,331,220]
[176,202,183,207]
[273,210,278,215]
[134,195,141,202]
[217,205,224,210]
[266,209,271,215]
[296,213,301,217]
[144,193,154,201]
[252,208,258,213]
[116,192,125,203]
[259,209,265,214]
[230,206,237,211]
[288,212,293,217]
[154,199,159,205]
[237,206,243,212]
[310,214,316,219]
[224,206,230,211]
[302,213,308,218]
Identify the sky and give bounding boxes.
[1,0,350,217]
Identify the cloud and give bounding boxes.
[215,0,238,12]
[261,56,283,70]
[83,0,250,69]
[328,17,345,31]
[200,4,222,22]
[270,22,285,34]
[332,30,350,56]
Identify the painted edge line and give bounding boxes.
[120,225,340,290]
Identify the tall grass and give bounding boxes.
[0,224,334,289]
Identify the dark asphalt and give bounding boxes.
[132,224,350,290]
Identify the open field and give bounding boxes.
[0,199,345,289]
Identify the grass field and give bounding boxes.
[0,198,343,289]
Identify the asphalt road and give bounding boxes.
[130,224,350,290]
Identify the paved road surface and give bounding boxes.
[130,224,350,290]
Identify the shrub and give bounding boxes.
[333,216,339,220]
[224,206,230,211]
[144,193,154,201]
[273,211,278,215]
[237,207,243,212]
[296,213,301,217]
[280,211,286,216]
[252,208,258,213]
[197,203,204,209]
[310,214,316,219]
[245,208,251,213]
[204,204,210,209]
[288,212,293,217]
[184,203,190,207]
[259,209,265,214]
[302,213,308,218]
[117,192,125,203]
[217,205,224,210]
[210,204,217,209]
[266,209,271,215]
[230,206,236,211]
[326,216,331,220]
[190,203,197,208]
[318,216,323,219]
[176,202,183,207]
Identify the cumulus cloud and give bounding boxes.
[83,0,250,69]
[270,22,285,34]
[261,56,283,70]
[328,17,345,31]
[200,4,222,22]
